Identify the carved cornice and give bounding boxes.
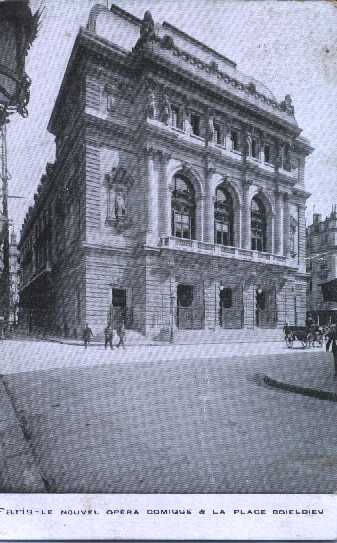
[137,39,297,124]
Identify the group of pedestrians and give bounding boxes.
[82,322,126,350]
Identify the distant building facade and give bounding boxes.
[306,209,337,325]
[18,5,312,338]
[9,230,19,326]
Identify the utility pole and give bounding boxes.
[0,119,10,332]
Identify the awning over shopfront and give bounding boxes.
[321,278,337,302]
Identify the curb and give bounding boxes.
[18,336,285,348]
[262,374,337,403]
[0,376,48,492]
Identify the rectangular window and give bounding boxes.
[215,222,230,246]
[174,211,192,239]
[214,122,222,144]
[251,138,259,159]
[264,144,271,163]
[230,129,239,151]
[190,113,201,136]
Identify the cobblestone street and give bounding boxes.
[0,339,336,493]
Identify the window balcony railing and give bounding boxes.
[160,236,289,266]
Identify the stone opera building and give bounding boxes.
[18,4,313,338]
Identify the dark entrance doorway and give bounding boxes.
[255,287,277,328]
[176,283,203,330]
[111,288,126,326]
[219,286,243,329]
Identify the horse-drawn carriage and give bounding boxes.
[284,324,324,349]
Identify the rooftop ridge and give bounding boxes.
[162,21,236,69]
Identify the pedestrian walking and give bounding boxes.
[326,323,337,377]
[104,324,114,350]
[83,323,93,349]
[116,320,126,349]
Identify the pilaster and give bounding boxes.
[283,192,290,257]
[143,147,158,245]
[158,151,172,238]
[204,166,216,243]
[241,179,252,250]
[274,188,283,255]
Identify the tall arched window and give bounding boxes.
[171,175,195,239]
[251,196,266,252]
[214,187,234,246]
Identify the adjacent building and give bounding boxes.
[306,209,337,325]
[18,4,313,338]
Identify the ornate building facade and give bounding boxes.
[18,4,312,338]
[306,209,337,325]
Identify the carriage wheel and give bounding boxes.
[285,335,294,348]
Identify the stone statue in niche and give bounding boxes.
[104,167,134,231]
[115,191,127,220]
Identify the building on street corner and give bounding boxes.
[18,4,313,338]
[306,208,337,326]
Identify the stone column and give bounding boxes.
[283,193,290,257]
[158,151,172,239]
[196,194,205,241]
[204,167,215,244]
[241,179,252,249]
[274,189,283,255]
[144,147,158,245]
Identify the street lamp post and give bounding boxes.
[0,0,40,333]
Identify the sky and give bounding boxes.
[5,0,337,237]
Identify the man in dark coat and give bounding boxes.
[116,320,126,349]
[83,323,93,349]
[326,324,337,376]
[104,324,114,350]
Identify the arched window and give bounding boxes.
[251,197,266,252]
[214,187,234,246]
[171,175,195,239]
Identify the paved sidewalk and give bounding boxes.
[0,337,323,375]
